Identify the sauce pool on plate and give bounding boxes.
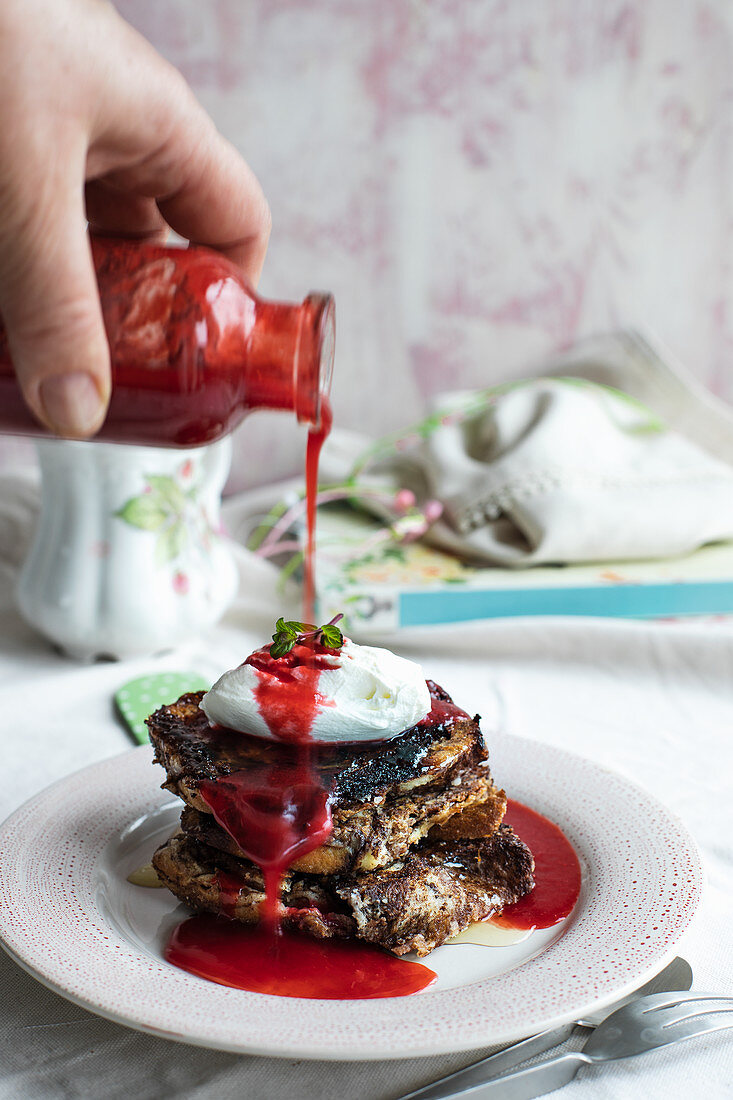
[495,800,582,931]
[165,915,437,999]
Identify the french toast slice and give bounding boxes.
[147,681,496,874]
[177,771,507,875]
[152,824,534,957]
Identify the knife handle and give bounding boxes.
[397,1026,576,1100]
[449,1053,588,1100]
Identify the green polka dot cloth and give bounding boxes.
[115,672,210,746]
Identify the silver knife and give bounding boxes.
[397,957,692,1100]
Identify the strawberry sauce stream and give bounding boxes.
[303,396,332,624]
[194,400,337,945]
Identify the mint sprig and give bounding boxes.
[270,614,344,658]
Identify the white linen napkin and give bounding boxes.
[322,332,733,567]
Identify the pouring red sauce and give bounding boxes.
[303,397,332,624]
[199,762,332,929]
[161,383,575,996]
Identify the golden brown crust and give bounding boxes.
[427,788,507,841]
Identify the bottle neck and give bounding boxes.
[247,293,335,428]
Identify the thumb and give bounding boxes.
[0,175,110,438]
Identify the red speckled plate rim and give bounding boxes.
[0,736,703,1060]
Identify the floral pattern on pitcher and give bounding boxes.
[114,459,222,592]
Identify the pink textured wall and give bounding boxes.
[110,4,733,484]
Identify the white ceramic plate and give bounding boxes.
[0,737,702,1059]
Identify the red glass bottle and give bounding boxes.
[0,237,335,447]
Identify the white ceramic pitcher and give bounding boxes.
[17,437,238,659]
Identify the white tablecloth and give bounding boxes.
[0,482,731,1100]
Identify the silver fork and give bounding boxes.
[430,992,733,1100]
[399,956,693,1100]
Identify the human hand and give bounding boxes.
[0,0,271,438]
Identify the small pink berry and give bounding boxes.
[423,500,443,522]
[180,459,194,479]
[393,489,416,513]
[173,571,189,595]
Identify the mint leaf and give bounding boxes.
[320,624,344,649]
[270,617,300,657]
[270,633,296,658]
[288,620,314,634]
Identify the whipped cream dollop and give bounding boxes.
[201,637,431,743]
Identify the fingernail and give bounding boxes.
[39,372,105,437]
